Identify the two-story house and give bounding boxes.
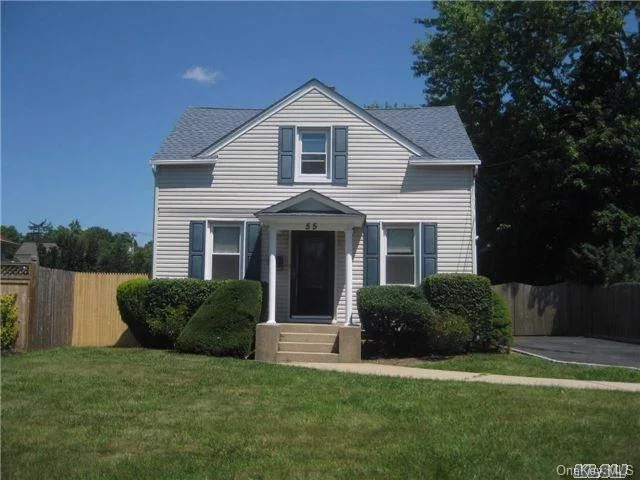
[150,79,480,362]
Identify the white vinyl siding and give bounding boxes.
[154,88,475,323]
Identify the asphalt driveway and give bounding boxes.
[514,336,640,369]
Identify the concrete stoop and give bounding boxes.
[255,323,361,363]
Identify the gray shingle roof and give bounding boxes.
[151,104,479,162]
[366,107,479,161]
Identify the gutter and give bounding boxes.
[149,156,218,167]
[408,156,481,166]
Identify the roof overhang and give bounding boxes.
[409,156,481,166]
[150,156,218,167]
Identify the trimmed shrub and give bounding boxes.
[176,280,262,357]
[1,294,19,350]
[423,274,493,350]
[116,278,221,347]
[490,291,513,349]
[144,279,221,342]
[428,311,472,355]
[116,278,160,346]
[357,285,436,356]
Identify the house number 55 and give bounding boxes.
[305,223,318,230]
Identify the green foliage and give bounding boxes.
[423,274,493,349]
[0,225,23,261]
[357,285,436,356]
[490,291,513,349]
[130,242,153,275]
[412,2,640,285]
[176,280,263,357]
[1,294,19,350]
[116,278,163,347]
[144,279,220,342]
[569,205,640,285]
[428,312,472,355]
[4,219,154,274]
[116,278,220,347]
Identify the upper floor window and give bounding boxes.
[296,128,330,182]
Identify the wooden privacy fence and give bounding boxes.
[492,282,640,341]
[0,263,147,350]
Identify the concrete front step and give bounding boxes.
[278,323,339,334]
[279,332,338,344]
[278,341,337,353]
[276,351,340,363]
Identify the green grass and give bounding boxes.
[370,352,640,383]
[2,348,640,479]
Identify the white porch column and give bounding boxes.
[267,228,277,324]
[344,227,353,326]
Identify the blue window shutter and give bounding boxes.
[364,223,380,285]
[278,126,295,185]
[332,126,348,185]
[188,221,206,279]
[421,223,437,279]
[244,222,262,280]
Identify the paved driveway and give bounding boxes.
[514,336,640,369]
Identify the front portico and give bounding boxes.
[255,190,364,326]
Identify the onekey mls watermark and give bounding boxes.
[556,464,634,478]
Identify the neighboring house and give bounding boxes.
[150,79,480,361]
[11,242,58,263]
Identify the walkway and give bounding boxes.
[287,362,640,392]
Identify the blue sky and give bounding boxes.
[1,2,433,241]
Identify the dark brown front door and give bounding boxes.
[290,231,334,317]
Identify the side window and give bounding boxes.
[211,225,241,280]
[385,227,416,285]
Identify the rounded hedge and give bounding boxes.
[423,274,493,350]
[176,280,262,357]
[116,278,221,347]
[357,285,436,356]
[428,311,472,355]
[1,293,19,350]
[490,290,513,349]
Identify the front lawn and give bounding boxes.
[370,352,640,383]
[2,348,639,479]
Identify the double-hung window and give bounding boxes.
[296,128,330,181]
[211,225,242,280]
[384,226,417,285]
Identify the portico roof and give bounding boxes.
[254,190,365,230]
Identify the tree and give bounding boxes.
[0,225,23,260]
[412,1,640,284]
[131,241,153,275]
[4,221,153,275]
[26,219,52,242]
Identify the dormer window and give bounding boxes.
[296,128,330,182]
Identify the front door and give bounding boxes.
[290,231,334,318]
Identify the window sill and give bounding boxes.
[294,178,332,185]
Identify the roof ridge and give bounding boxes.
[187,106,264,111]
[365,105,456,110]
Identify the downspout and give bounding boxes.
[471,165,478,274]
[151,165,159,279]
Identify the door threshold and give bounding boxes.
[287,316,334,324]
